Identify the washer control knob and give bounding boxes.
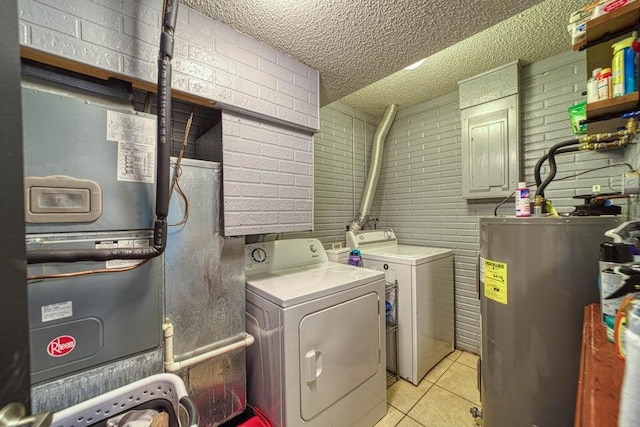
[251,247,267,263]
[384,230,392,239]
[310,244,317,253]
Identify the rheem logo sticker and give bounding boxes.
[604,0,629,13]
[47,335,76,357]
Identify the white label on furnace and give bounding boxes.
[117,141,155,183]
[41,301,73,323]
[106,110,156,146]
[106,110,156,184]
[95,239,149,269]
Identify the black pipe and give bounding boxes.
[535,139,580,198]
[26,0,179,264]
[534,146,581,188]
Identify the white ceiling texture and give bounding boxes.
[183,0,586,117]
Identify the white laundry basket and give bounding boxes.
[51,374,198,427]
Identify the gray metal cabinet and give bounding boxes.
[461,95,519,199]
[459,62,520,199]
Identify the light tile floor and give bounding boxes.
[375,350,481,427]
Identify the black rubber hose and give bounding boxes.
[26,0,179,264]
[535,139,580,198]
[534,146,581,188]
[536,147,567,198]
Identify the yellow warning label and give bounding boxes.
[484,259,508,305]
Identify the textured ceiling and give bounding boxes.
[182,0,547,106]
[182,0,588,117]
[343,0,586,116]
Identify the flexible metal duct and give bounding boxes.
[350,104,398,231]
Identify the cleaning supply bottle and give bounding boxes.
[597,67,612,100]
[618,300,640,426]
[599,242,634,335]
[515,182,531,217]
[612,37,635,97]
[587,68,601,103]
[624,34,638,94]
[348,249,362,267]
[615,294,637,359]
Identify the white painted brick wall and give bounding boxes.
[286,101,378,244]
[307,51,626,352]
[18,0,320,132]
[222,111,314,236]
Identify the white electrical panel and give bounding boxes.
[459,62,520,200]
[460,95,519,199]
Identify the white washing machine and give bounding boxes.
[245,238,387,427]
[347,229,454,385]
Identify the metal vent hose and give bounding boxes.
[349,104,398,232]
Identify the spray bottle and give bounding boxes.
[619,300,640,426]
[601,221,640,339]
[515,182,531,217]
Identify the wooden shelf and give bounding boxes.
[574,2,640,134]
[587,91,640,119]
[573,1,640,51]
[574,304,625,427]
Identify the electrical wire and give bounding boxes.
[170,108,193,196]
[628,147,640,169]
[168,168,190,226]
[553,162,634,181]
[27,260,150,281]
[168,108,194,227]
[610,179,623,193]
[494,163,635,216]
[494,190,518,217]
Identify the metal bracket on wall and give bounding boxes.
[21,60,133,102]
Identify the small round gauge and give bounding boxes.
[251,247,267,263]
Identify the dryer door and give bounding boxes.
[299,291,380,420]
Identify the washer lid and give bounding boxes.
[360,245,453,265]
[246,262,384,307]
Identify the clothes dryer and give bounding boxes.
[245,238,386,427]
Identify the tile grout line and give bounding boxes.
[447,349,463,362]
[405,381,436,415]
[387,353,480,425]
[388,380,434,416]
[402,360,454,416]
[431,383,482,409]
[395,414,424,427]
[434,360,481,407]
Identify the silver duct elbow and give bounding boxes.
[350,104,398,232]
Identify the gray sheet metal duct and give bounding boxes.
[350,104,398,232]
